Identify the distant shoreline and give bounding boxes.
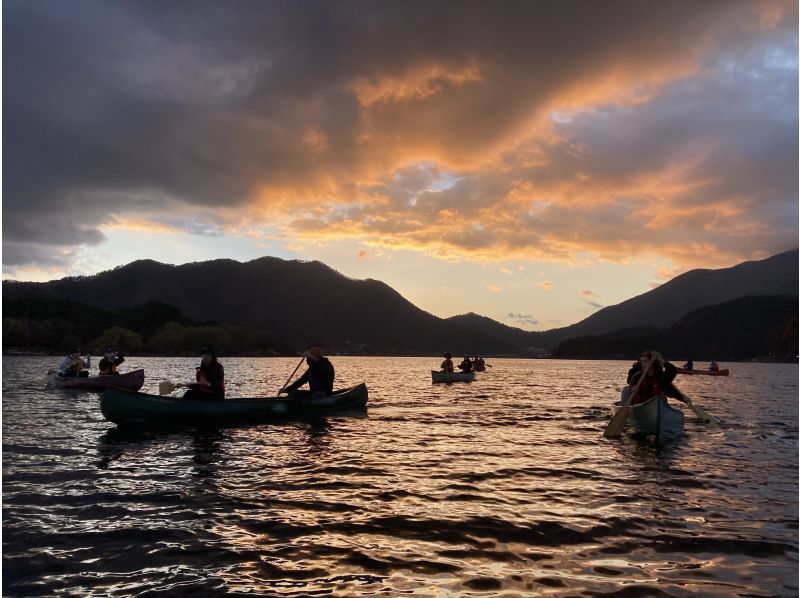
[4,350,795,363]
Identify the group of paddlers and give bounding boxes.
[169,346,335,401]
[680,358,721,371]
[57,347,125,377]
[54,346,335,401]
[439,353,487,373]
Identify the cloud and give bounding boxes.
[580,290,605,310]
[508,312,539,326]
[541,281,554,290]
[487,284,501,292]
[4,1,797,276]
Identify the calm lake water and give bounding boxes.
[3,356,798,596]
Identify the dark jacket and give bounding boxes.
[629,360,679,400]
[287,357,335,395]
[99,355,125,375]
[188,361,225,399]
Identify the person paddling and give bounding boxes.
[440,353,454,373]
[623,351,680,406]
[709,361,720,372]
[180,347,225,400]
[458,356,473,373]
[282,347,335,397]
[682,358,694,371]
[99,347,125,375]
[57,348,90,377]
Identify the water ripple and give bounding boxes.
[3,356,797,596]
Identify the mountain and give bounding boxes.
[551,295,798,361]
[3,249,797,356]
[547,249,798,342]
[2,258,521,355]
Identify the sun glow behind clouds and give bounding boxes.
[3,1,797,328]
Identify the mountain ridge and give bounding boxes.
[3,249,797,356]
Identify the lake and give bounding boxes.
[3,356,798,596]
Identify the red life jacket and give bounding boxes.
[632,375,660,405]
[196,363,225,397]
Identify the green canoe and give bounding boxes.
[100,383,368,426]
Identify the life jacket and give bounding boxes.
[99,358,118,375]
[632,374,661,405]
[196,362,225,397]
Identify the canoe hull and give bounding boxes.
[610,396,684,446]
[100,383,368,426]
[676,368,729,376]
[49,369,145,392]
[431,370,476,383]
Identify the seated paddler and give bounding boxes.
[57,348,90,377]
[440,353,454,373]
[622,350,679,406]
[282,347,335,397]
[99,347,125,375]
[180,347,225,400]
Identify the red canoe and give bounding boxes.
[47,369,145,392]
[676,368,729,376]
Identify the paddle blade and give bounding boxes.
[672,385,720,428]
[38,372,56,386]
[159,381,177,395]
[688,402,720,428]
[604,402,631,438]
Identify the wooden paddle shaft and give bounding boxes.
[279,356,306,394]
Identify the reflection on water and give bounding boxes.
[3,356,798,596]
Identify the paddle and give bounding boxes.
[278,356,306,395]
[671,385,721,427]
[37,371,57,385]
[604,359,653,439]
[158,381,191,395]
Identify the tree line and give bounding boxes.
[2,297,291,355]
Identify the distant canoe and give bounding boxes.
[431,370,476,383]
[676,368,729,376]
[100,383,368,426]
[610,396,684,446]
[47,369,145,392]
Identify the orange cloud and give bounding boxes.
[352,61,483,107]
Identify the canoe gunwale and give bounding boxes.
[610,395,684,446]
[100,382,369,426]
[676,368,730,376]
[48,368,146,392]
[431,370,476,383]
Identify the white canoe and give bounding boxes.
[610,395,684,446]
[431,370,476,383]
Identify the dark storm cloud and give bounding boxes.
[4,0,797,270]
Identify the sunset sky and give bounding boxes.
[4,1,798,330]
